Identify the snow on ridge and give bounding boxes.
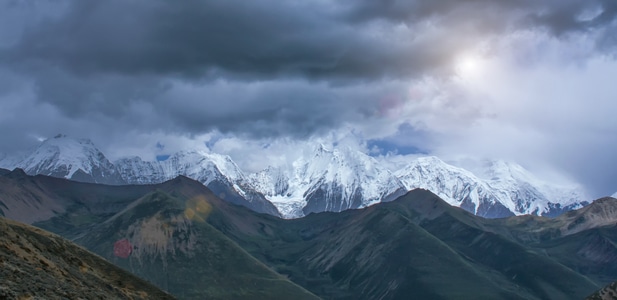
[394,156,498,214]
[117,149,244,185]
[0,135,590,219]
[2,134,116,180]
[480,159,586,207]
[250,145,406,218]
[394,156,588,217]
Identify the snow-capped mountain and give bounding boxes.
[0,135,278,216]
[478,160,587,216]
[116,151,279,216]
[395,157,511,218]
[0,135,590,219]
[394,157,587,218]
[249,145,408,218]
[0,134,123,185]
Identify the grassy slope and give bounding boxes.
[533,224,617,285]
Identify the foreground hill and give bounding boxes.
[1,171,613,299]
[0,216,174,299]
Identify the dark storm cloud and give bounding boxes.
[141,79,403,139]
[5,0,440,80]
[7,0,616,80]
[1,0,613,138]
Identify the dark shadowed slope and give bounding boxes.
[0,216,174,299]
[0,168,157,228]
[0,168,279,230]
[0,169,67,224]
[207,188,601,300]
[531,224,617,285]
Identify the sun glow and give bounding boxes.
[455,55,482,77]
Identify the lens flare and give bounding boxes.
[184,195,212,222]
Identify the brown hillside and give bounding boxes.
[0,216,174,300]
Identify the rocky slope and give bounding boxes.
[0,216,174,300]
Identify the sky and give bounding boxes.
[0,0,616,197]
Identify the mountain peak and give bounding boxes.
[416,156,445,164]
[40,134,97,151]
[580,197,617,213]
[252,144,407,218]
[0,135,123,185]
[5,168,28,179]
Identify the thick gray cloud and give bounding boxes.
[0,0,616,196]
[6,0,617,80]
[5,0,445,79]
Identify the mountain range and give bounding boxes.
[0,170,615,299]
[0,135,592,219]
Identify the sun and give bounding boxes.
[455,55,482,78]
